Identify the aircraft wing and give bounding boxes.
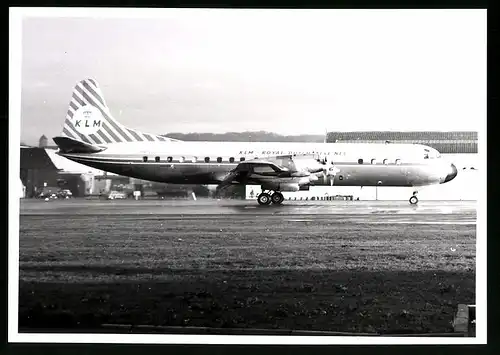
[217,159,287,189]
[217,154,329,190]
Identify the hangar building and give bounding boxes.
[20,146,111,198]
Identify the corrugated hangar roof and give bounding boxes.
[326,131,478,154]
[327,131,477,141]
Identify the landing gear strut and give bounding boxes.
[257,190,284,205]
[409,191,419,205]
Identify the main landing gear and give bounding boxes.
[257,190,284,205]
[409,191,419,205]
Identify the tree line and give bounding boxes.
[162,131,325,142]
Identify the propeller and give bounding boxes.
[280,154,340,186]
[324,165,340,186]
[313,156,339,186]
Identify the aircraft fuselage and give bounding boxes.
[58,141,456,188]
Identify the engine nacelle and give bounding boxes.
[278,183,302,192]
[293,158,326,174]
[262,183,301,192]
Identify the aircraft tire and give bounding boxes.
[271,192,285,205]
[409,195,418,205]
[257,193,272,205]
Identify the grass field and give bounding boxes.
[18,214,476,334]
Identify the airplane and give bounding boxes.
[52,78,458,206]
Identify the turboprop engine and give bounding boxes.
[276,183,300,192]
[291,156,327,174]
[262,172,318,191]
[310,154,340,186]
[279,154,339,186]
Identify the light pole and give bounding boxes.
[376,181,382,201]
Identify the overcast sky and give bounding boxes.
[18,9,486,144]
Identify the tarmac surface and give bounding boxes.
[17,198,477,334]
[19,198,477,221]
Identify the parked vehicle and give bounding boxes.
[106,191,128,200]
[37,187,59,199]
[56,189,73,199]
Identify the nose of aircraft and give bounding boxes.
[443,163,458,183]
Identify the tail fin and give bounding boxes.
[58,78,180,145]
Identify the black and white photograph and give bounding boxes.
[9,8,486,344]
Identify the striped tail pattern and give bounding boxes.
[61,78,180,145]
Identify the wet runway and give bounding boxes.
[19,198,477,224]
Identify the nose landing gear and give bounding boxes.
[409,191,419,205]
[257,190,284,205]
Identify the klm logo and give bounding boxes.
[73,106,104,134]
[74,119,101,128]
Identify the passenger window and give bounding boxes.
[229,157,235,163]
[217,157,223,163]
[383,159,389,165]
[371,159,377,165]
[179,156,185,163]
[358,159,363,164]
[191,157,197,163]
[143,156,148,162]
[204,157,210,163]
[395,159,401,165]
[240,157,246,161]
[155,156,160,162]
[167,157,173,163]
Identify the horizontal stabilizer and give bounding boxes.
[52,136,105,154]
